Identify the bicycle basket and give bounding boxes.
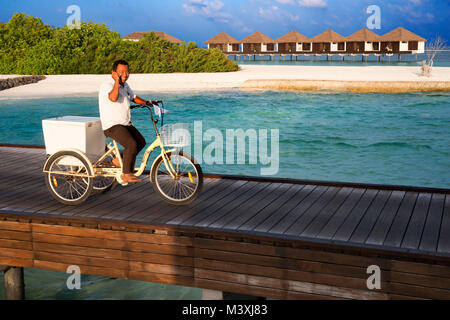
[160,123,190,147]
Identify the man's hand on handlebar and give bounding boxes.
[146,100,162,106]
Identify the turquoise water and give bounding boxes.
[233,49,450,67]
[0,90,449,188]
[0,90,449,299]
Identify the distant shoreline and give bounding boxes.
[1,65,449,99]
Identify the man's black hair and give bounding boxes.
[113,60,129,71]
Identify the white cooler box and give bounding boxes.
[42,116,106,164]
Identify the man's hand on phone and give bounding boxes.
[112,71,120,82]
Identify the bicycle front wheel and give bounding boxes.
[45,150,93,205]
[151,151,203,205]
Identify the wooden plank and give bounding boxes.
[58,181,144,217]
[365,190,405,246]
[0,220,31,232]
[34,251,129,270]
[195,268,388,300]
[317,188,366,240]
[182,180,255,226]
[128,270,195,288]
[129,261,193,277]
[194,180,262,227]
[383,192,419,247]
[0,247,33,259]
[127,251,193,267]
[269,185,329,234]
[238,183,302,231]
[253,184,314,233]
[0,176,45,204]
[206,182,273,229]
[349,190,391,243]
[388,282,450,300]
[301,187,354,238]
[333,189,378,242]
[167,179,248,225]
[31,223,193,246]
[193,237,450,278]
[33,233,193,256]
[195,247,376,280]
[390,270,450,290]
[223,183,289,230]
[391,260,450,279]
[34,260,128,279]
[125,178,219,222]
[145,178,232,224]
[419,193,445,252]
[285,187,342,236]
[196,256,450,291]
[195,257,381,292]
[0,239,33,251]
[0,187,54,212]
[81,183,161,220]
[437,195,450,254]
[100,185,166,220]
[402,193,432,250]
[0,256,33,268]
[0,230,32,241]
[195,278,343,300]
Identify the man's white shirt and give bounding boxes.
[98,78,136,130]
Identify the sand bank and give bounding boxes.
[0,65,449,99]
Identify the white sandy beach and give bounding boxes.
[0,65,449,99]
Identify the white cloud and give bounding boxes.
[183,0,231,23]
[409,0,422,5]
[258,5,300,22]
[298,0,327,8]
[275,0,295,4]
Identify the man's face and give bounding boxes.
[115,64,130,84]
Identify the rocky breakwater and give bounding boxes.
[0,75,46,91]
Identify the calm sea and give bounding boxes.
[0,90,449,299]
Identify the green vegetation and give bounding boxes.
[0,13,238,75]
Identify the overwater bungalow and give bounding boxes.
[276,30,312,54]
[310,29,346,54]
[123,31,184,44]
[205,32,241,53]
[345,28,384,54]
[240,31,277,54]
[380,27,426,55]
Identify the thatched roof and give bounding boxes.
[381,27,426,42]
[276,30,310,43]
[345,28,383,42]
[122,32,184,44]
[240,31,275,44]
[310,29,346,43]
[205,32,240,44]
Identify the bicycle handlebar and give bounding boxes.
[130,100,162,110]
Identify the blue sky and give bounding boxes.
[1,0,449,46]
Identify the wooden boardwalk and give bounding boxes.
[0,146,449,300]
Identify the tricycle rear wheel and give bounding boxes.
[45,150,93,205]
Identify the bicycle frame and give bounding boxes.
[93,135,178,179]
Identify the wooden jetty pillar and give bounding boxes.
[202,289,266,300]
[398,54,402,61]
[3,267,25,300]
